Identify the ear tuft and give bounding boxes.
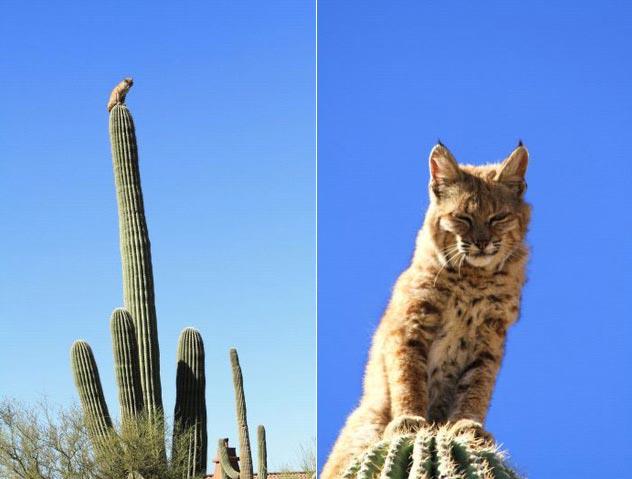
[497,145,528,194]
[429,143,461,184]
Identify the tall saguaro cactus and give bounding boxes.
[70,79,272,479]
[70,80,209,477]
[109,103,163,420]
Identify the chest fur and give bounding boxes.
[426,271,521,373]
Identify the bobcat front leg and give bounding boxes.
[450,343,504,424]
[382,299,441,431]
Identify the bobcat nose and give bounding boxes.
[474,239,489,251]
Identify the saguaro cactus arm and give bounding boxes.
[174,327,208,478]
[229,348,254,479]
[111,308,143,422]
[218,439,241,479]
[257,425,267,479]
[109,100,163,420]
[70,340,113,450]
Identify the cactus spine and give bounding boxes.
[343,423,522,479]
[174,327,207,478]
[109,103,163,420]
[70,341,113,450]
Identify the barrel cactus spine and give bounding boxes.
[342,422,522,479]
[174,327,208,478]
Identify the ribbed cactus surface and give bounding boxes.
[343,422,521,479]
[257,425,267,479]
[230,348,254,479]
[109,103,163,420]
[174,327,208,478]
[216,350,268,479]
[70,340,113,450]
[111,308,143,422]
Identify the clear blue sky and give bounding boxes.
[318,1,631,477]
[0,1,315,470]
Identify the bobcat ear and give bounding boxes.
[497,144,528,195]
[429,143,461,184]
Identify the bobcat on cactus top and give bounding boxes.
[322,143,531,478]
[107,77,134,112]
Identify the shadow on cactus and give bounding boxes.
[69,80,210,479]
[342,422,522,479]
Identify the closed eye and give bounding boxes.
[452,213,473,226]
[489,213,511,225]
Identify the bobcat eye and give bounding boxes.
[489,212,510,225]
[452,213,473,227]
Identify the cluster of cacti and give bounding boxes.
[216,349,268,479]
[342,422,521,479]
[70,87,207,478]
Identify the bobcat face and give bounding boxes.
[427,143,529,270]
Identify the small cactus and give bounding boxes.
[216,349,268,479]
[257,425,268,479]
[343,422,521,479]
[230,348,253,479]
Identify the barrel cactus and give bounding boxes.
[69,79,208,478]
[342,421,521,479]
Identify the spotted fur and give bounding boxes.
[322,143,531,478]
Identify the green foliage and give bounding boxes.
[0,399,94,479]
[343,422,522,479]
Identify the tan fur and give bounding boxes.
[107,77,133,112]
[322,143,531,478]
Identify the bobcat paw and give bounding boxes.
[384,415,427,438]
[450,419,494,443]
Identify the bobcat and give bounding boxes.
[107,77,134,112]
[322,143,530,478]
